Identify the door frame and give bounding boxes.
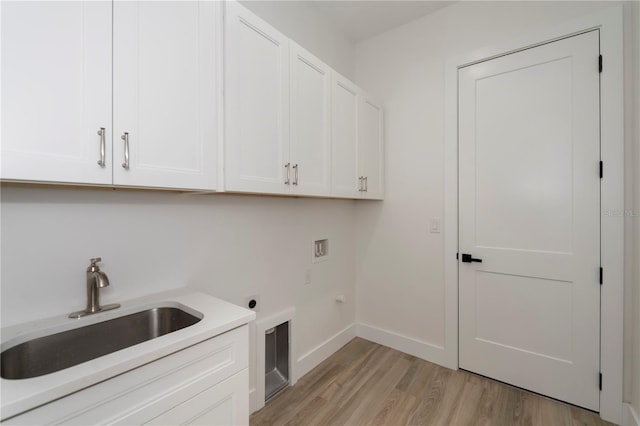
[443,6,624,424]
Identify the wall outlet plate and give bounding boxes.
[245,294,261,312]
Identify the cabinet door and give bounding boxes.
[1,1,112,185]
[147,369,249,426]
[289,42,331,196]
[331,73,360,198]
[224,1,289,194]
[359,97,384,199]
[113,1,218,190]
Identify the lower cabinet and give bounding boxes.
[4,326,250,426]
[147,369,248,426]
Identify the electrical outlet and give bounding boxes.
[245,294,260,312]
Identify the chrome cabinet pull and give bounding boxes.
[293,164,298,186]
[97,127,106,167]
[121,132,130,170]
[358,176,363,191]
[284,163,290,184]
[364,176,368,192]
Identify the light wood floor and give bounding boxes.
[250,338,613,426]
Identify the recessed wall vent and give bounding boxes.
[265,321,289,401]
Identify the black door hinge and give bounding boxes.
[599,373,602,390]
[600,161,603,179]
[599,55,603,73]
[600,267,603,285]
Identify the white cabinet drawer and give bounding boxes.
[146,369,249,426]
[5,325,248,425]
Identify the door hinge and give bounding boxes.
[599,55,603,73]
[600,161,603,179]
[599,372,602,390]
[600,267,603,285]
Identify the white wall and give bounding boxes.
[238,0,355,79]
[354,0,638,408]
[2,0,637,418]
[0,186,356,399]
[0,0,358,406]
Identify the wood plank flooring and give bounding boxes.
[250,338,613,426]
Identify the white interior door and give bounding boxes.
[458,30,601,410]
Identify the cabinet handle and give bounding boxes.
[364,176,368,192]
[97,127,106,167]
[284,163,290,184]
[121,132,130,170]
[358,176,363,192]
[293,164,298,186]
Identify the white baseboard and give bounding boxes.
[624,403,640,426]
[249,388,257,415]
[295,323,356,380]
[356,323,450,367]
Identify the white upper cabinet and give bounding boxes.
[359,96,384,199]
[330,73,384,200]
[1,2,112,185]
[331,73,361,198]
[2,0,382,199]
[289,42,331,196]
[1,1,218,190]
[113,1,218,190]
[224,1,290,194]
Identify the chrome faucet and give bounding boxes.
[69,258,120,319]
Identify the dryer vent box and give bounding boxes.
[265,321,289,401]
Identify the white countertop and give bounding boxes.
[0,289,255,420]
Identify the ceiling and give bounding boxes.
[308,1,453,43]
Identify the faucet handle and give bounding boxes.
[88,258,103,272]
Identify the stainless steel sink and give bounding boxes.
[1,307,202,380]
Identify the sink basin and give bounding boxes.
[1,307,202,380]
